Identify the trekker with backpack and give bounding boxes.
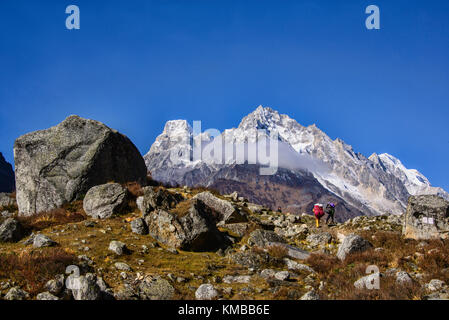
[325,202,336,225]
[313,203,325,228]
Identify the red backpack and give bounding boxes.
[313,204,324,218]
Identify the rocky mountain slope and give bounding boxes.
[1,115,448,301]
[0,153,15,193]
[144,106,449,219]
[1,184,448,300]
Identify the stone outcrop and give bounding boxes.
[337,234,373,261]
[192,191,247,223]
[83,183,128,219]
[137,186,183,216]
[14,115,147,216]
[403,195,449,240]
[0,218,25,243]
[144,199,227,251]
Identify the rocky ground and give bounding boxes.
[0,184,448,301]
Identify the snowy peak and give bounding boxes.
[144,105,449,216]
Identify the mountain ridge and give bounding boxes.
[144,106,449,219]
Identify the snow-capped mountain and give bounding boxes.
[144,106,449,219]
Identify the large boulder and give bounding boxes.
[137,186,183,215]
[193,191,247,223]
[83,183,128,219]
[144,199,227,251]
[403,195,449,240]
[14,115,147,216]
[0,218,25,243]
[336,234,373,261]
[0,152,15,193]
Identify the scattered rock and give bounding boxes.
[109,240,128,255]
[4,287,30,300]
[138,275,175,300]
[274,271,290,281]
[83,183,128,219]
[306,232,333,247]
[33,234,57,248]
[354,273,381,290]
[300,289,320,300]
[396,271,413,285]
[193,191,246,223]
[71,273,102,300]
[247,229,286,247]
[36,292,59,300]
[195,284,219,300]
[115,262,132,271]
[223,275,252,284]
[425,279,446,292]
[145,199,227,251]
[138,187,183,215]
[45,275,65,295]
[283,258,315,274]
[260,269,276,279]
[130,218,148,235]
[337,234,373,261]
[0,218,25,243]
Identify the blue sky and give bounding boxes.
[0,0,448,191]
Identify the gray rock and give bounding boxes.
[223,275,251,284]
[221,223,250,237]
[71,273,102,300]
[195,284,219,300]
[36,292,59,300]
[0,192,15,207]
[115,262,132,271]
[109,240,127,255]
[0,218,25,243]
[4,287,29,300]
[283,258,315,273]
[231,251,271,269]
[269,242,311,260]
[83,183,128,219]
[145,199,227,251]
[300,289,320,300]
[260,269,276,279]
[274,271,290,281]
[403,195,449,240]
[306,232,333,247]
[193,191,246,223]
[396,271,413,285]
[354,273,381,290]
[138,276,175,300]
[425,279,446,292]
[45,274,65,295]
[130,218,148,235]
[337,234,373,260]
[14,115,147,216]
[33,234,57,248]
[247,229,286,247]
[138,186,183,215]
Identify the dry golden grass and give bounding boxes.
[18,206,86,232]
[0,248,77,295]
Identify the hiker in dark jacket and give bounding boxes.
[325,203,336,225]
